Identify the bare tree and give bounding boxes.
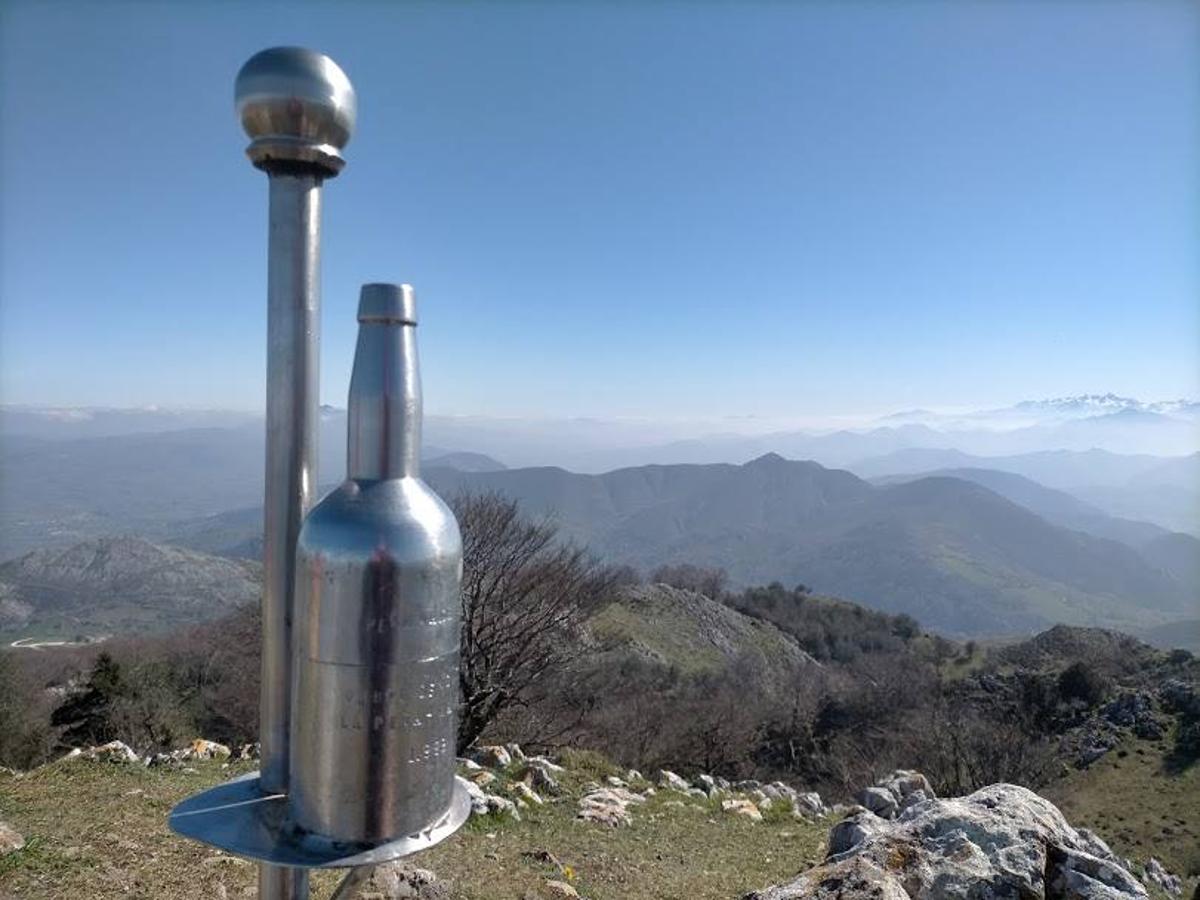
[454,492,615,751]
[650,563,728,600]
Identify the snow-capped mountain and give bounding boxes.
[1011,395,1198,419]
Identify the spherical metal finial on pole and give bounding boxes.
[235,46,357,176]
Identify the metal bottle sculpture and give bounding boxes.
[291,283,465,844]
[169,49,469,900]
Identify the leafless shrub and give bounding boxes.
[650,563,728,600]
[453,492,617,751]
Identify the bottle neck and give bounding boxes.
[346,320,421,480]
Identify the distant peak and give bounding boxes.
[746,452,788,466]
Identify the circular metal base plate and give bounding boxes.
[168,772,472,868]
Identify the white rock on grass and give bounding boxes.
[522,759,563,795]
[181,739,232,761]
[82,741,141,764]
[469,745,512,769]
[577,787,646,828]
[469,770,497,788]
[0,822,25,856]
[483,795,521,821]
[510,782,544,806]
[655,769,690,792]
[462,779,489,816]
[722,798,764,822]
[358,860,449,899]
[1143,858,1183,896]
[526,755,565,773]
[792,792,828,818]
[746,783,1147,900]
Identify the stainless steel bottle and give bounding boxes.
[289,283,462,844]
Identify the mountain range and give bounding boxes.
[0,536,261,640]
[0,397,1194,642]
[414,454,1195,636]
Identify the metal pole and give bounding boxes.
[234,47,356,900]
[258,173,320,900]
[260,173,320,796]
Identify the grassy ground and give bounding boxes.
[0,758,827,900]
[1042,732,1200,882]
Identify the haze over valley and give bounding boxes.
[2,394,1196,647]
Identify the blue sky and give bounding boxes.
[1,1,1196,422]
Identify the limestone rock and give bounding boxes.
[855,786,897,819]
[792,792,828,818]
[826,810,885,855]
[462,778,489,816]
[744,854,908,900]
[482,794,521,821]
[656,769,690,792]
[877,769,934,800]
[542,881,580,898]
[1143,858,1183,896]
[0,821,25,856]
[469,745,512,769]
[577,786,646,827]
[748,783,1147,900]
[722,798,764,822]
[469,770,497,788]
[526,755,565,773]
[357,860,448,899]
[522,759,563,795]
[182,739,231,761]
[82,740,141,764]
[510,782,544,806]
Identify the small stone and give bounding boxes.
[856,786,898,819]
[520,848,563,871]
[577,786,646,827]
[655,769,690,792]
[470,745,513,768]
[1144,858,1183,896]
[543,881,579,898]
[722,798,763,822]
[483,794,521,821]
[511,782,544,806]
[182,739,232,761]
[82,740,141,764]
[358,860,448,899]
[0,822,25,856]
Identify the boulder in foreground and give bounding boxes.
[745,783,1147,900]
